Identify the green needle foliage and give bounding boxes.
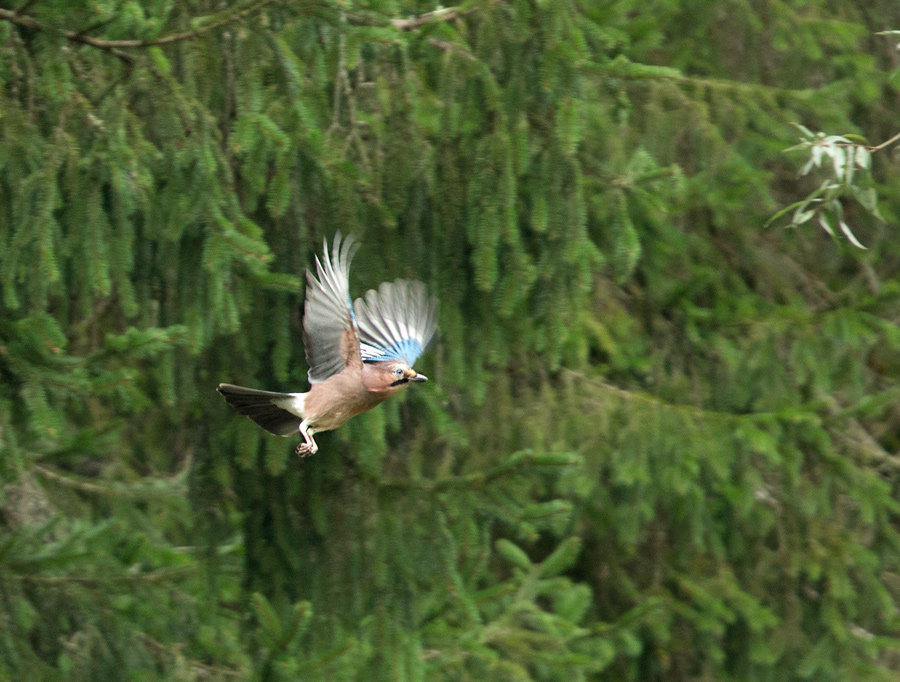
[2,1,900,680]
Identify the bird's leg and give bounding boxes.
[296,420,319,457]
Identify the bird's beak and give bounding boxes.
[408,371,428,383]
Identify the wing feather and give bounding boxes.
[355,280,438,367]
[303,233,361,383]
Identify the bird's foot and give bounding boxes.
[296,442,318,457]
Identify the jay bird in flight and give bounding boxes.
[217,233,437,456]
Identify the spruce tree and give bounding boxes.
[1,1,900,680]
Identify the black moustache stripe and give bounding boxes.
[389,378,410,387]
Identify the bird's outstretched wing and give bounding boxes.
[303,233,362,384]
[355,280,438,367]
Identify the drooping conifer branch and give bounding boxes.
[0,7,134,62]
[0,0,278,59]
[377,451,580,491]
[13,565,197,584]
[32,464,188,500]
[0,2,485,66]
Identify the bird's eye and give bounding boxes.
[393,367,404,378]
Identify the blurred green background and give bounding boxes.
[2,1,900,680]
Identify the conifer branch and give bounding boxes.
[0,8,135,63]
[584,57,829,101]
[377,451,579,491]
[13,565,196,584]
[7,29,37,116]
[563,369,802,423]
[835,419,900,472]
[0,0,278,61]
[33,464,188,499]
[113,0,280,47]
[136,633,245,678]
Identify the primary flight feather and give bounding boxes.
[217,233,438,456]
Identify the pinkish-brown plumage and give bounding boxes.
[217,233,436,456]
[303,362,413,431]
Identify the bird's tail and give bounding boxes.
[217,383,304,437]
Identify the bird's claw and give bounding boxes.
[296,443,317,457]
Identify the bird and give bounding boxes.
[217,233,438,457]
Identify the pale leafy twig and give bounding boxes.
[770,123,892,248]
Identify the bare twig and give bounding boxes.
[791,126,900,153]
[867,130,900,152]
[7,29,37,117]
[325,10,371,169]
[426,37,477,61]
[13,0,39,16]
[73,16,119,39]
[221,0,237,148]
[391,6,476,31]
[328,11,348,135]
[90,59,135,105]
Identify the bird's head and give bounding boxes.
[363,361,428,394]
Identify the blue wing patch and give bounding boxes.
[355,280,437,368]
[360,338,425,366]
